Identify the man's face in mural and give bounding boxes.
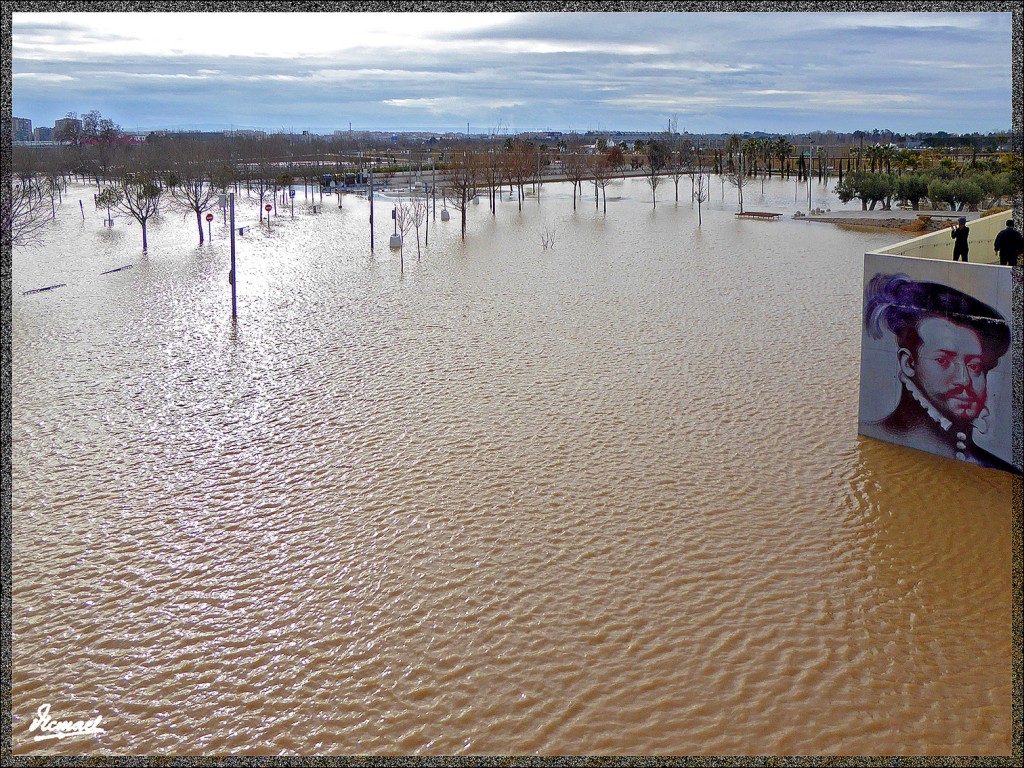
[898,315,987,423]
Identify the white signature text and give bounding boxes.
[28,703,106,741]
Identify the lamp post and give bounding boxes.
[229,193,237,319]
[807,142,814,212]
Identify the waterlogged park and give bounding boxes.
[9,135,1019,755]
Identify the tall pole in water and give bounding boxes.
[369,166,375,251]
[808,142,814,212]
[229,192,237,319]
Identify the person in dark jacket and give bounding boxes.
[950,217,969,262]
[993,219,1023,266]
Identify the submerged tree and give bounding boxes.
[393,199,414,272]
[443,151,479,240]
[692,162,708,225]
[562,150,590,211]
[504,140,534,211]
[248,164,275,224]
[668,145,691,202]
[170,141,218,244]
[726,151,747,213]
[111,174,162,250]
[410,194,427,260]
[95,185,122,226]
[643,139,671,207]
[590,153,614,213]
[3,179,54,247]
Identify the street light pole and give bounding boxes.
[807,143,814,211]
[229,192,237,319]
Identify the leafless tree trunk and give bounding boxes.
[668,146,691,203]
[481,144,502,215]
[394,199,414,270]
[3,179,54,247]
[693,170,710,227]
[562,151,589,210]
[410,194,427,260]
[726,151,746,213]
[113,173,162,251]
[444,151,479,240]
[505,141,534,211]
[591,154,613,214]
[169,140,219,244]
[248,163,275,224]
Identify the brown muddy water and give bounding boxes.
[10,176,1013,755]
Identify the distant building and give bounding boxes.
[54,116,82,141]
[151,130,226,142]
[12,116,32,141]
[33,126,53,142]
[226,128,266,140]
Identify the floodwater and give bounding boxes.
[10,175,1013,756]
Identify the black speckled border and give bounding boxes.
[1,1,1021,765]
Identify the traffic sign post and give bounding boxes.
[206,212,214,242]
[265,203,272,231]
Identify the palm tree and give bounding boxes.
[816,146,829,182]
[726,135,742,173]
[742,138,759,178]
[759,138,773,178]
[774,137,793,179]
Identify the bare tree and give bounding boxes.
[110,173,162,251]
[668,147,690,203]
[41,152,68,215]
[443,150,479,240]
[726,150,747,213]
[170,140,219,244]
[410,194,427,260]
[562,150,590,211]
[247,163,275,224]
[393,199,414,272]
[591,153,614,214]
[643,139,671,208]
[53,111,83,145]
[540,224,556,250]
[692,168,708,227]
[3,179,54,247]
[505,140,534,211]
[479,144,503,215]
[12,145,41,184]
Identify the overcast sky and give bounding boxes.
[11,10,1014,136]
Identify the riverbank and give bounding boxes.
[796,208,980,233]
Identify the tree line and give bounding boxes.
[6,111,1020,249]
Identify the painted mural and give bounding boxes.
[859,253,1019,474]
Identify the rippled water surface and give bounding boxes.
[11,177,1013,755]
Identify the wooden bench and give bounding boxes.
[735,211,781,220]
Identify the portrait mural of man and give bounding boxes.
[858,254,1019,474]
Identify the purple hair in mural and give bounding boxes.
[861,272,1016,473]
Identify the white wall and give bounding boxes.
[875,211,1009,264]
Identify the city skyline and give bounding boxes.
[11,10,1014,136]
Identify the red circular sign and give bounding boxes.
[206,213,214,222]
[265,204,272,211]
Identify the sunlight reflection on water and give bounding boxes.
[11,176,1012,756]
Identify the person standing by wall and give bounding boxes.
[950,217,970,262]
[993,219,1023,266]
